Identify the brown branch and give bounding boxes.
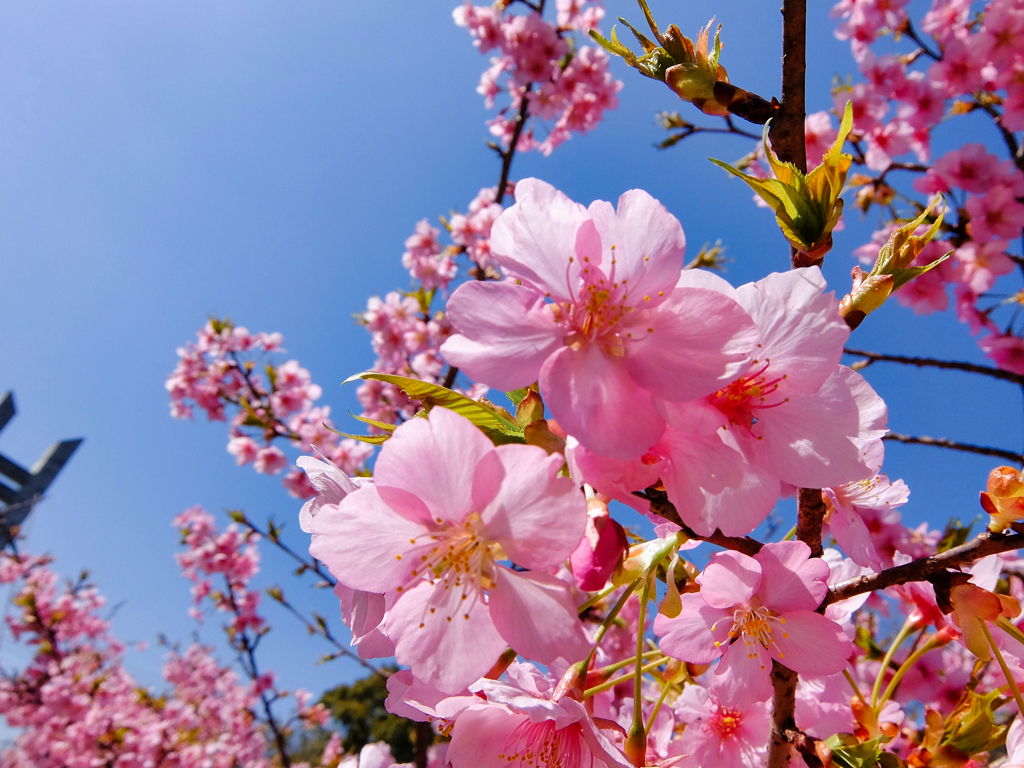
[883,432,1023,465]
[825,529,1024,605]
[770,0,807,178]
[769,661,798,768]
[770,1,808,764]
[844,348,1024,386]
[638,487,763,556]
[795,488,825,557]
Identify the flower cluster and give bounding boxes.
[453,1,621,156]
[827,0,1024,374]
[0,553,269,768]
[294,180,1024,768]
[166,319,372,497]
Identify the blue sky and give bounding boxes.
[0,0,1016,720]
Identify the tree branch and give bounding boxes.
[638,487,763,556]
[825,529,1024,605]
[770,1,808,764]
[844,348,1024,386]
[883,432,1023,465]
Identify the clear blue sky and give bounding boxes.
[0,0,1014,716]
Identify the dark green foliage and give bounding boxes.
[319,668,425,763]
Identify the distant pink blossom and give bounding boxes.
[673,684,770,768]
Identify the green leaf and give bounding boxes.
[506,388,530,406]
[824,734,889,768]
[344,372,525,445]
[937,517,976,554]
[340,432,390,446]
[348,411,398,433]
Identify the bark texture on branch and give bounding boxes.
[825,529,1024,605]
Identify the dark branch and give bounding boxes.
[638,487,763,556]
[825,529,1024,605]
[844,347,1024,386]
[883,432,1023,465]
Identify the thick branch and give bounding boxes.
[825,529,1024,605]
[795,488,825,557]
[770,0,807,177]
[883,432,1023,465]
[770,2,808,765]
[844,348,1024,386]
[769,662,798,768]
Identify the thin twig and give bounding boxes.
[825,529,1024,605]
[883,432,1023,465]
[900,19,941,62]
[844,347,1024,386]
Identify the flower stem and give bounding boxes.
[983,621,1024,714]
[878,633,947,706]
[871,617,915,708]
[646,677,675,735]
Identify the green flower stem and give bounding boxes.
[983,621,1024,715]
[843,669,867,704]
[583,579,640,672]
[645,678,676,735]
[878,633,946,707]
[583,657,669,699]
[632,577,653,736]
[578,581,621,614]
[594,649,664,679]
[871,617,916,708]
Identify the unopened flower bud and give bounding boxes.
[980,465,1024,531]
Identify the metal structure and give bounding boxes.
[0,392,82,547]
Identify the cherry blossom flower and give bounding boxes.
[445,675,632,768]
[441,178,759,460]
[306,406,590,692]
[655,541,852,706]
[673,684,770,768]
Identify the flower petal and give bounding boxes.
[308,486,428,593]
[698,551,763,609]
[587,189,687,304]
[541,345,665,460]
[482,444,587,570]
[654,593,729,665]
[754,541,830,613]
[624,286,758,401]
[489,567,591,665]
[735,267,850,396]
[441,281,564,391]
[489,178,589,299]
[386,580,507,695]
[771,610,852,676]
[375,407,497,525]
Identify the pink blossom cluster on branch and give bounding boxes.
[166,320,372,498]
[454,0,621,156]
[828,0,1024,374]
[0,553,270,768]
[290,179,1024,768]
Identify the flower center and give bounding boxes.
[708,707,744,740]
[709,360,789,434]
[725,604,789,668]
[403,513,500,594]
[499,720,586,768]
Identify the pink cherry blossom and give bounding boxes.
[655,541,852,706]
[306,406,590,692]
[824,441,910,570]
[966,185,1024,243]
[673,684,770,768]
[441,178,759,459]
[445,675,632,768]
[981,332,1024,375]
